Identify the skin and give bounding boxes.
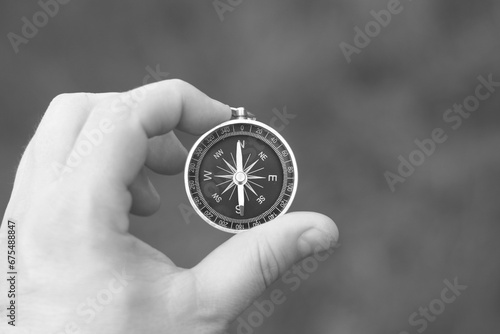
[0,79,339,334]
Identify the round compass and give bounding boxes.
[184,107,298,233]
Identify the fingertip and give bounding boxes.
[213,101,232,123]
[261,211,339,245]
[130,194,161,217]
[179,99,232,135]
[300,211,339,245]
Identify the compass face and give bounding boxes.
[185,119,298,233]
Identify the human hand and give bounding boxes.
[0,79,338,334]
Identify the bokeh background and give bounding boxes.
[1,0,500,333]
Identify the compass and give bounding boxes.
[184,107,298,233]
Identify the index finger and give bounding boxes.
[130,79,231,137]
[68,79,231,188]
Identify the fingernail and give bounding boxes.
[297,228,337,258]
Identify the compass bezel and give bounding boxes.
[184,118,298,234]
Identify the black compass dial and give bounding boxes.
[185,121,297,232]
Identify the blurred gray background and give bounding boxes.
[1,0,499,333]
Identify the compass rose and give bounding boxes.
[213,140,266,216]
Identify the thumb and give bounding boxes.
[191,212,339,321]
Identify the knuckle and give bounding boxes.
[167,79,191,99]
[48,92,90,109]
[168,78,188,89]
[164,79,186,109]
[43,93,93,122]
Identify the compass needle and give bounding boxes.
[238,185,245,216]
[236,140,243,173]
